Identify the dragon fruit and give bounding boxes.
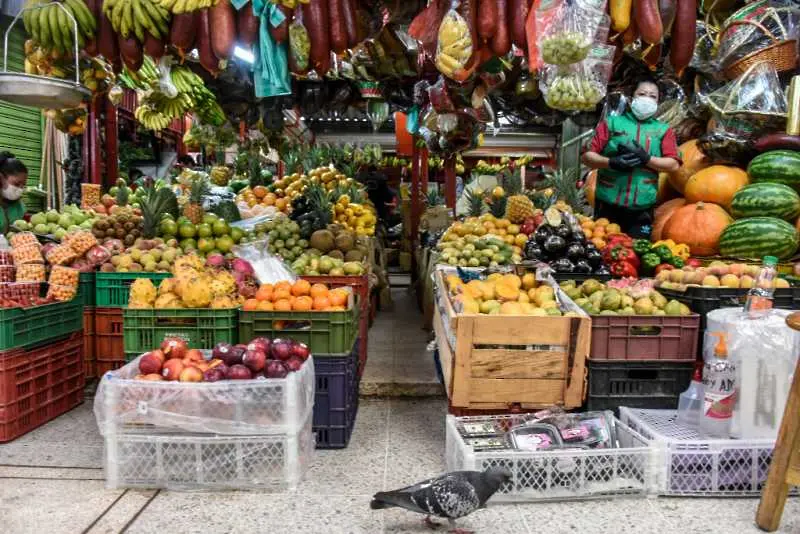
[210,270,237,297]
[231,258,254,277]
[237,276,258,299]
[181,276,213,308]
[129,278,157,305]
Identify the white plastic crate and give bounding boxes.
[94,355,315,436]
[620,407,791,496]
[445,414,654,502]
[104,412,314,491]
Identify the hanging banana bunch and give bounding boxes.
[23,0,96,54]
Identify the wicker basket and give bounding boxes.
[722,19,798,80]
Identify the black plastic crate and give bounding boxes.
[551,273,613,283]
[586,360,694,414]
[313,339,359,449]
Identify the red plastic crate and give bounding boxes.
[83,308,95,378]
[589,315,701,362]
[0,332,85,442]
[95,307,124,373]
[301,275,370,376]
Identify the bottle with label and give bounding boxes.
[677,364,704,427]
[743,256,778,316]
[701,332,737,437]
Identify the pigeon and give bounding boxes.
[370,466,512,534]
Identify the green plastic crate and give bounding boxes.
[123,308,239,355]
[77,272,95,308]
[238,304,358,355]
[95,272,172,307]
[0,299,83,350]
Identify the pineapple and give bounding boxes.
[539,168,586,213]
[183,177,209,224]
[503,170,535,223]
[487,194,507,219]
[463,187,484,216]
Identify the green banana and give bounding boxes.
[65,0,95,37]
[49,5,64,53]
[37,6,51,48]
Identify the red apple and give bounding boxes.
[203,368,225,382]
[185,348,204,362]
[139,352,164,374]
[162,359,185,380]
[212,342,233,361]
[150,349,166,363]
[270,339,292,361]
[161,337,188,360]
[285,357,303,372]
[226,364,253,380]
[291,341,310,361]
[264,360,288,379]
[247,337,271,354]
[179,366,204,382]
[242,349,267,373]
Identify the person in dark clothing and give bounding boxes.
[359,168,397,224]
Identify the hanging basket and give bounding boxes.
[722,20,798,80]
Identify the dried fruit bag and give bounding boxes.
[435,2,473,80]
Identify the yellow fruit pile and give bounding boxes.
[333,195,376,237]
[577,216,620,251]
[237,186,291,213]
[442,214,529,258]
[445,272,579,317]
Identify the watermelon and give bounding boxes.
[747,150,800,190]
[719,217,799,260]
[730,183,800,221]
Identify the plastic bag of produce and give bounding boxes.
[537,0,607,66]
[288,8,311,75]
[706,60,788,140]
[232,239,297,285]
[540,44,614,112]
[435,2,474,80]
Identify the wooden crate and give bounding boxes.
[433,271,590,411]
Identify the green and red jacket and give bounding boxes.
[588,111,680,209]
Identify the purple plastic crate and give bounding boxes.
[313,339,359,449]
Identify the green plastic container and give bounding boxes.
[123,308,239,355]
[238,305,358,355]
[0,299,83,350]
[95,272,172,307]
[77,272,96,308]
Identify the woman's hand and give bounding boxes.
[646,156,680,172]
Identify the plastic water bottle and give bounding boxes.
[677,365,704,427]
[701,333,737,437]
[743,256,778,316]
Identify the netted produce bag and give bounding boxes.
[537,0,608,66]
[541,44,614,112]
[715,2,800,79]
[706,60,788,140]
[435,1,474,80]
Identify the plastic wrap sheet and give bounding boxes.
[232,239,297,284]
[537,0,608,66]
[94,354,315,436]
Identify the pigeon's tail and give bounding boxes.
[370,491,407,510]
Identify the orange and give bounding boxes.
[329,288,348,307]
[253,185,267,199]
[293,296,313,311]
[309,283,329,299]
[275,281,291,293]
[243,298,259,311]
[273,288,291,302]
[291,279,311,297]
[328,305,346,311]
[255,284,273,302]
[274,299,292,311]
[257,300,274,311]
[275,198,288,211]
[312,295,331,311]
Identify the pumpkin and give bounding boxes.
[668,139,710,194]
[683,165,749,210]
[585,170,597,207]
[651,198,686,241]
[662,202,733,256]
[657,172,680,203]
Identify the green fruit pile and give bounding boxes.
[435,235,519,267]
[16,206,96,241]
[544,73,603,112]
[101,238,182,273]
[159,213,246,257]
[560,279,692,316]
[251,218,306,262]
[541,32,591,65]
[290,250,366,276]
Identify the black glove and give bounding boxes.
[622,141,651,165]
[608,153,642,171]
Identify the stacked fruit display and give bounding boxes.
[91,209,144,247]
[237,186,292,217]
[436,215,530,267]
[13,206,97,241]
[561,279,692,316]
[133,336,311,382]
[0,246,55,308]
[524,210,609,275]
[576,216,620,252]
[99,238,182,273]
[159,213,246,257]
[655,262,792,290]
[257,217,305,261]
[444,272,577,317]
[242,280,351,312]
[128,254,253,309]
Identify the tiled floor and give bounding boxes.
[0,286,798,533]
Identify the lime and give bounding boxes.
[178,222,197,238]
[160,219,178,236]
[215,235,234,253]
[179,238,197,251]
[197,237,215,253]
[197,223,213,238]
[202,214,218,225]
[212,219,230,236]
[230,227,244,243]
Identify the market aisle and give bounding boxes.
[2,398,800,533]
[360,286,443,397]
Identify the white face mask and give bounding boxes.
[2,184,23,201]
[631,96,658,120]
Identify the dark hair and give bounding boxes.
[0,151,27,177]
[633,75,659,94]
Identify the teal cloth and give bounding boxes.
[233,0,290,98]
[406,106,420,135]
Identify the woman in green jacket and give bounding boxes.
[0,151,28,234]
